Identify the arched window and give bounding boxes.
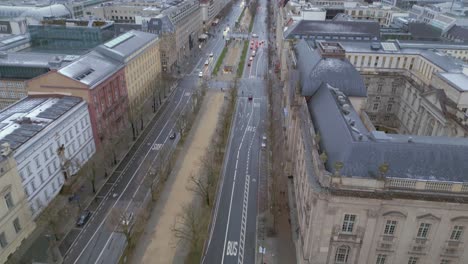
[335,245,350,264]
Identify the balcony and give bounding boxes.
[408,238,428,254]
[331,225,364,244]
[440,241,462,257]
[377,235,396,252]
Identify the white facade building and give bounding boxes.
[0,95,95,218]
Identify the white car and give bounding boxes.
[205,59,209,66]
[121,212,134,226]
[252,33,258,38]
[199,71,203,78]
[249,56,253,61]
[261,142,266,149]
[209,52,214,57]
[262,135,267,141]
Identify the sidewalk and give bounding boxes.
[9,81,177,264]
[130,90,225,264]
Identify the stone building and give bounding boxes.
[282,39,468,264]
[0,149,35,263]
[0,95,95,217]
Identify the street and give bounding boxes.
[57,5,243,263]
[203,0,269,263]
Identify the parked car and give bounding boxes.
[248,62,251,67]
[209,52,214,57]
[261,142,266,149]
[249,56,253,61]
[199,71,203,78]
[252,33,258,38]
[76,210,91,227]
[248,95,253,101]
[205,59,209,66]
[252,50,256,57]
[169,132,176,140]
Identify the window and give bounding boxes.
[417,223,431,238]
[377,84,383,92]
[384,220,397,235]
[44,150,49,161]
[376,254,387,264]
[34,156,40,168]
[4,192,13,209]
[387,104,393,112]
[342,214,356,233]
[373,103,379,111]
[0,232,7,248]
[450,226,464,241]
[408,257,418,264]
[13,218,21,233]
[335,245,350,263]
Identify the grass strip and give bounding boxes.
[237,40,249,78]
[213,45,228,76]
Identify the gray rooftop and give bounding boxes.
[396,40,468,50]
[285,20,380,40]
[296,40,367,97]
[446,25,468,42]
[437,71,468,92]
[308,84,468,182]
[0,52,71,68]
[94,30,158,62]
[0,95,83,151]
[58,51,123,88]
[339,41,464,72]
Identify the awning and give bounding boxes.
[198,34,208,40]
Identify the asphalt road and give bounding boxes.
[203,0,269,263]
[58,6,242,263]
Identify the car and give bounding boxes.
[209,52,214,57]
[252,50,256,57]
[204,59,209,66]
[249,56,253,61]
[247,62,251,67]
[248,95,253,101]
[198,71,203,78]
[169,132,176,140]
[121,212,134,226]
[262,135,267,141]
[252,33,258,38]
[76,210,91,227]
[261,142,266,149]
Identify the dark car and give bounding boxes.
[248,95,253,101]
[76,210,91,227]
[169,132,176,140]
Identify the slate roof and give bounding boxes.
[446,25,468,42]
[0,95,83,151]
[58,51,123,88]
[296,40,367,97]
[307,84,468,182]
[94,30,158,62]
[408,22,442,40]
[285,20,380,40]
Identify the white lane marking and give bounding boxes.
[72,89,188,264]
[221,99,255,263]
[94,99,192,264]
[151,143,162,151]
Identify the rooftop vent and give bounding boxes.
[1,142,11,157]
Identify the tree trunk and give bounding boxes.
[140,115,144,131]
[131,122,136,140]
[92,179,96,193]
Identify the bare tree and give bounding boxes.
[109,207,146,247]
[187,173,211,207]
[176,112,188,137]
[172,204,204,249]
[144,169,160,201]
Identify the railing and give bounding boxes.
[385,178,468,194]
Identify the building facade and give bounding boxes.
[28,19,115,52]
[95,30,161,111]
[0,52,74,110]
[0,96,95,218]
[344,4,406,26]
[0,151,35,263]
[282,39,468,264]
[27,51,128,147]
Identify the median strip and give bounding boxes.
[237,40,249,78]
[213,45,228,76]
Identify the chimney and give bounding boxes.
[317,41,346,59]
